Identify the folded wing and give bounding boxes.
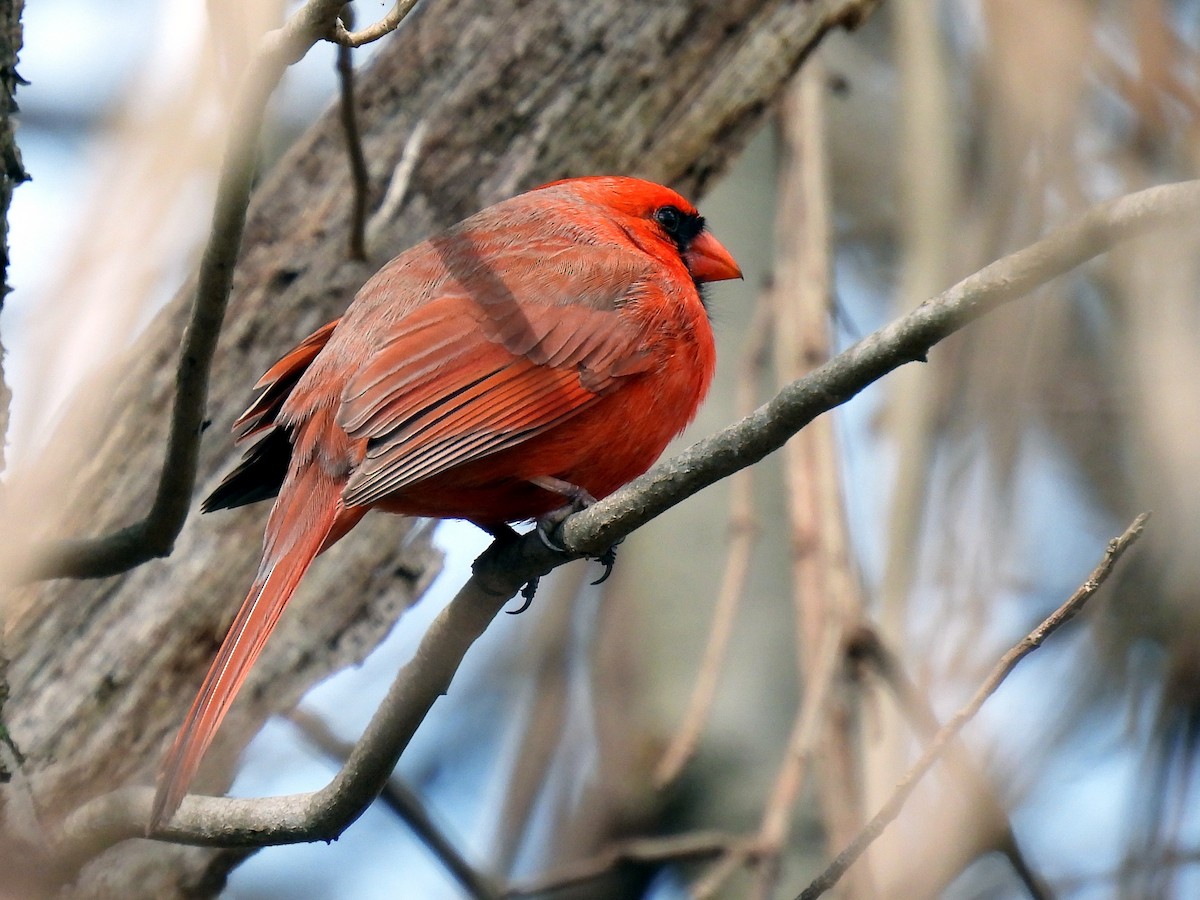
[338,291,656,508]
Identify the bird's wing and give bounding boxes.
[336,288,659,508]
[233,318,341,444]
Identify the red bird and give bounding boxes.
[151,176,741,827]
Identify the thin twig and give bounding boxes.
[23,0,353,581]
[330,0,421,48]
[795,512,1151,900]
[750,624,841,900]
[856,627,1051,899]
[754,63,860,900]
[44,175,1191,856]
[288,708,501,900]
[880,0,959,636]
[336,4,370,261]
[364,119,428,255]
[654,297,771,788]
[505,831,749,898]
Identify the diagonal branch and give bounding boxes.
[43,178,1194,856]
[795,512,1151,900]
[331,0,421,48]
[856,627,1051,899]
[22,0,418,581]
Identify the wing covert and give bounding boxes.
[339,293,655,507]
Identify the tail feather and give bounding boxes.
[150,468,343,830]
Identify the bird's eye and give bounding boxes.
[655,205,684,234]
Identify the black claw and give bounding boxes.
[590,545,619,585]
[535,521,568,554]
[507,577,540,614]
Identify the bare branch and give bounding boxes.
[754,63,868,900]
[0,0,26,789]
[50,566,536,865]
[330,0,421,49]
[0,0,26,478]
[856,628,1051,899]
[795,512,1151,900]
[24,0,352,581]
[364,119,427,255]
[336,4,370,262]
[750,624,841,900]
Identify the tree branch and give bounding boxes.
[0,0,27,790]
[22,0,363,580]
[330,0,421,48]
[795,512,1151,900]
[41,174,1183,857]
[853,626,1050,899]
[335,3,370,262]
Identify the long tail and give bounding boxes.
[150,466,359,830]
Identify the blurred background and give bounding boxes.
[6,0,1200,897]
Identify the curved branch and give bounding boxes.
[23,0,351,581]
[44,183,1193,858]
[330,0,421,48]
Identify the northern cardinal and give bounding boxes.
[151,176,740,828]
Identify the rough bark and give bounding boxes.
[0,0,22,474]
[1,0,877,895]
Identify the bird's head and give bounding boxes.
[538,176,743,285]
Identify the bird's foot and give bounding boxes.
[530,476,597,520]
[477,522,541,615]
[531,474,596,553]
[529,477,622,586]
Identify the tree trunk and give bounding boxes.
[2,0,875,894]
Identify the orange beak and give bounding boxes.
[684,231,743,283]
